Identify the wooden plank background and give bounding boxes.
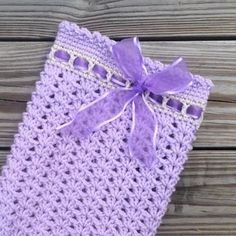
[0,1,235,235]
[0,0,236,39]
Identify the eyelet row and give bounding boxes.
[53,49,203,120]
[149,92,202,119]
[54,49,127,87]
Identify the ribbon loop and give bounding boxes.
[111,37,143,82]
[144,57,193,95]
[58,37,193,168]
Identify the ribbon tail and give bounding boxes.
[129,94,158,168]
[57,89,138,139]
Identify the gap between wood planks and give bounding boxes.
[2,35,236,43]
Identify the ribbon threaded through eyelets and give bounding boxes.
[57,37,193,168]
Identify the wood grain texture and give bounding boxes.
[1,149,236,235]
[0,0,236,39]
[0,1,235,235]
[0,41,236,147]
[0,150,9,168]
[160,151,236,235]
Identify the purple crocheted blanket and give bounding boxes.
[0,21,213,236]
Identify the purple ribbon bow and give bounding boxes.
[57,37,193,168]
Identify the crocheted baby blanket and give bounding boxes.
[0,21,213,236]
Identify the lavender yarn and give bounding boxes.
[0,21,213,236]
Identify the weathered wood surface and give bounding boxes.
[161,151,236,235]
[0,1,235,235]
[0,41,236,147]
[1,149,236,235]
[0,1,236,39]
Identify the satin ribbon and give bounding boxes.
[57,37,193,168]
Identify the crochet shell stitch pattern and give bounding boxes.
[0,21,213,236]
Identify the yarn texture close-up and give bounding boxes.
[0,21,213,236]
